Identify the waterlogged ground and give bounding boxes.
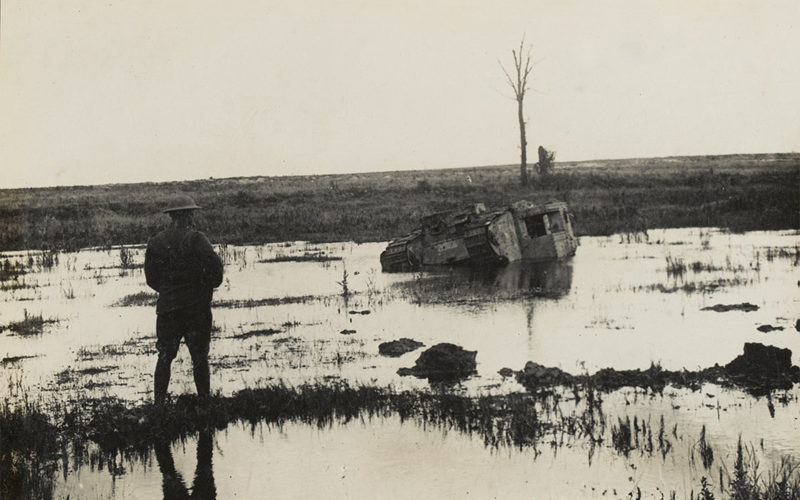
[2,228,799,498]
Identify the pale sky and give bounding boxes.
[1,0,798,188]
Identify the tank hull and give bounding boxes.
[380,200,578,272]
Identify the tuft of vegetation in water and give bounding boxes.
[611,416,633,456]
[0,355,39,366]
[231,328,282,340]
[666,256,687,277]
[257,252,342,263]
[111,291,158,307]
[0,259,26,282]
[701,303,760,313]
[212,294,321,309]
[641,278,752,294]
[697,425,715,470]
[1,310,58,336]
[762,245,800,266]
[0,400,59,500]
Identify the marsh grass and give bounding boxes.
[0,355,39,366]
[641,278,751,294]
[257,252,342,263]
[762,246,800,265]
[230,328,282,340]
[666,256,688,277]
[0,278,32,292]
[5,383,800,498]
[2,310,58,336]
[0,400,59,500]
[111,291,157,307]
[726,436,800,499]
[0,259,26,281]
[1,153,797,251]
[77,338,156,360]
[213,294,322,309]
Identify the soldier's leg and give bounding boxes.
[155,312,181,404]
[185,306,212,399]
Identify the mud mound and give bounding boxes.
[515,343,800,395]
[517,362,574,388]
[724,342,799,391]
[398,343,477,381]
[701,302,759,312]
[379,338,424,357]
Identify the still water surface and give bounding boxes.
[2,228,799,498]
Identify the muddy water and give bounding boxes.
[2,228,799,497]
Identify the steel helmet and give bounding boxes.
[162,194,201,213]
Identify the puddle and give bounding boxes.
[2,228,799,496]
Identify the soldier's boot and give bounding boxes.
[192,357,211,402]
[154,357,172,405]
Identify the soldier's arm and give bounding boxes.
[193,232,224,288]
[144,242,162,292]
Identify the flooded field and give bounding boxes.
[2,228,799,498]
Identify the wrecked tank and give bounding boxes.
[380,200,578,272]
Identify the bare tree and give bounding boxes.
[501,38,534,186]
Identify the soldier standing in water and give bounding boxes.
[145,194,223,404]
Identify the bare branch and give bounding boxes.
[499,60,517,94]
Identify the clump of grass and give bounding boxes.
[337,266,350,298]
[231,328,282,340]
[642,277,751,294]
[701,303,759,313]
[119,247,134,268]
[0,278,32,292]
[611,416,633,455]
[258,252,342,263]
[0,259,26,282]
[0,355,38,366]
[665,255,687,277]
[28,250,58,271]
[763,245,800,265]
[2,310,58,336]
[213,295,320,309]
[689,261,723,273]
[697,425,715,470]
[111,291,157,307]
[0,400,59,499]
[697,476,715,500]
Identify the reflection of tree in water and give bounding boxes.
[154,429,216,500]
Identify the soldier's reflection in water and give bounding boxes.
[154,429,216,500]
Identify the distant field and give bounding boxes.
[0,153,797,251]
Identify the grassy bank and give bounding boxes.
[0,153,797,251]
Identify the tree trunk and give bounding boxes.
[517,97,528,186]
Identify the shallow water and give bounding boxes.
[52,386,800,500]
[2,228,799,497]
